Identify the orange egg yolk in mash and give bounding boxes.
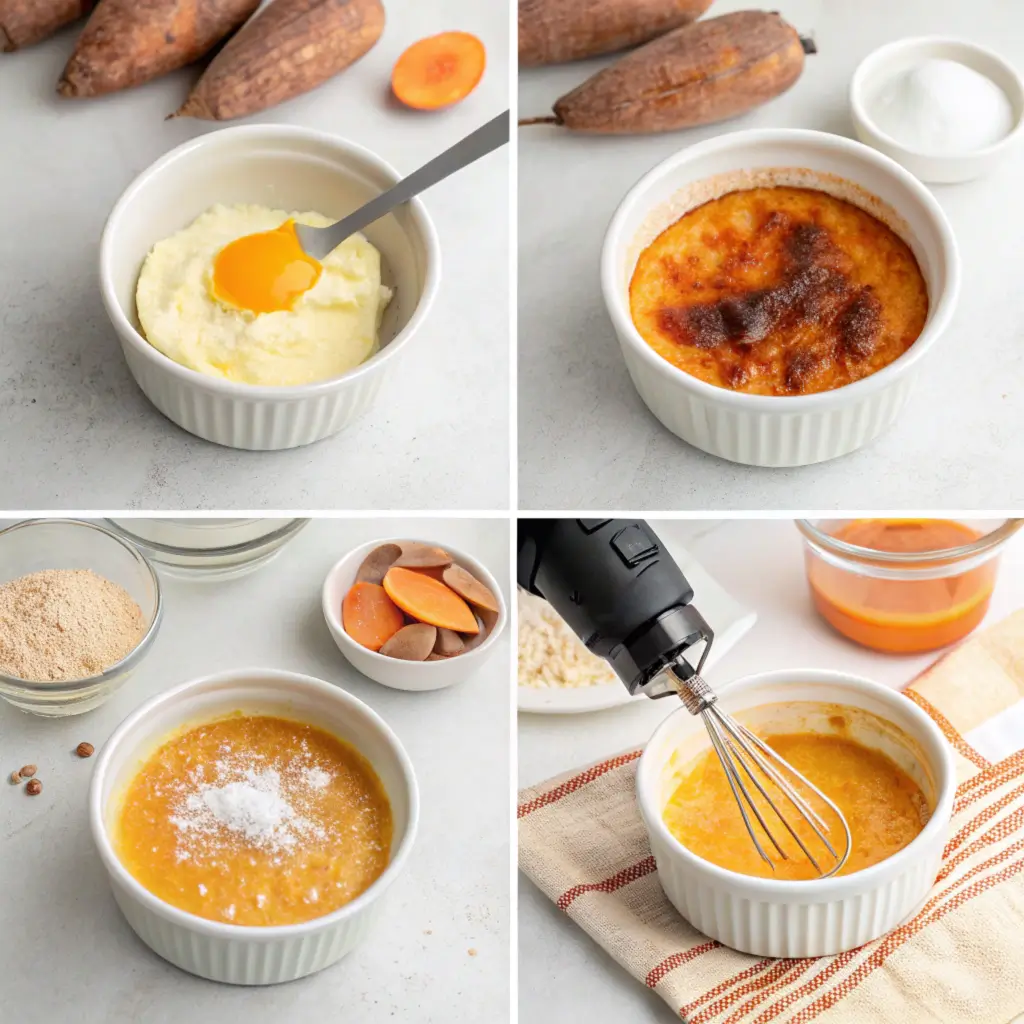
[212,219,322,314]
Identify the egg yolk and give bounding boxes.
[211,219,322,314]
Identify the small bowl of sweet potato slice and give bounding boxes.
[322,538,507,691]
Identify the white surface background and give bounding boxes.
[518,518,1024,1022]
[0,0,509,511]
[518,0,1024,510]
[0,517,510,1024]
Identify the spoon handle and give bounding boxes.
[300,110,510,258]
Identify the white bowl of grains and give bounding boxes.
[0,519,163,716]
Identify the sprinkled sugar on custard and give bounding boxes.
[114,714,392,926]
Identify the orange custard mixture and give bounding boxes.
[629,186,928,396]
[663,730,929,881]
[115,714,392,926]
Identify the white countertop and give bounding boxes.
[518,518,1024,1022]
[518,0,1024,510]
[0,517,510,1024]
[0,0,509,511]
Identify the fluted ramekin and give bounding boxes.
[90,668,419,985]
[601,129,960,467]
[636,669,955,957]
[100,125,440,451]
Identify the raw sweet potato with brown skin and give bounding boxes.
[175,0,384,121]
[1,0,96,52]
[57,0,260,98]
[518,0,713,67]
[540,10,807,134]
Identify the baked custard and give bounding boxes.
[115,714,392,926]
[629,186,928,396]
[663,727,929,880]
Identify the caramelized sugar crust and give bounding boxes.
[629,187,929,396]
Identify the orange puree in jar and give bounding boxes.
[806,519,996,654]
[114,714,392,926]
[663,731,929,880]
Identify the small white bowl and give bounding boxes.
[601,129,960,467]
[851,36,1024,184]
[89,668,419,985]
[636,669,955,958]
[322,538,508,692]
[100,125,441,451]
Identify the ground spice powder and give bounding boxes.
[0,569,144,682]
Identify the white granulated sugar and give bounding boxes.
[167,742,342,866]
[303,767,332,789]
[257,894,267,908]
[225,904,236,920]
[171,768,309,852]
[198,884,207,896]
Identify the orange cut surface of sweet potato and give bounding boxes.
[342,582,405,651]
[382,567,479,634]
[391,31,485,110]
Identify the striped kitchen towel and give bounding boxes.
[518,610,1024,1024]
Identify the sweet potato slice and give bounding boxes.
[1,0,96,52]
[382,567,479,634]
[356,543,401,585]
[391,31,486,111]
[433,628,465,658]
[176,0,384,121]
[380,623,437,661]
[57,0,260,98]
[342,581,404,652]
[442,565,499,614]
[393,542,453,570]
[460,609,498,653]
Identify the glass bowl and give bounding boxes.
[104,518,308,579]
[796,518,1022,654]
[0,519,163,716]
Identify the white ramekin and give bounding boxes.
[100,125,441,451]
[851,37,1024,184]
[601,129,960,467]
[89,668,419,984]
[322,538,508,692]
[636,669,955,957]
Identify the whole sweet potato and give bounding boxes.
[58,0,261,97]
[519,0,713,67]
[176,0,385,121]
[542,11,807,134]
[0,0,96,52]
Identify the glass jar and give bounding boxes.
[796,518,1022,654]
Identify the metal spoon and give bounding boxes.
[294,110,510,260]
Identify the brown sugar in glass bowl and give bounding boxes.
[629,186,929,396]
[0,519,162,717]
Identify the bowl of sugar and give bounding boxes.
[850,36,1024,183]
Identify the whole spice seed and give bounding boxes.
[10,770,22,785]
[75,742,94,758]
[19,764,36,777]
[25,779,42,796]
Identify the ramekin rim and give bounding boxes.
[0,518,164,694]
[599,127,961,411]
[98,123,442,401]
[88,667,421,939]
[636,668,956,896]
[321,536,509,670]
[849,35,1024,161]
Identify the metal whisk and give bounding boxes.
[678,673,852,878]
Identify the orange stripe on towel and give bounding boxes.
[644,940,720,989]
[557,855,657,910]
[518,750,642,818]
